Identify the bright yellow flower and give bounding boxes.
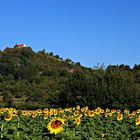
[37,109,43,115]
[60,109,64,114]
[84,106,89,111]
[21,111,28,116]
[101,133,105,138]
[32,111,37,118]
[105,108,110,113]
[128,114,133,119]
[79,113,83,118]
[73,110,80,116]
[124,109,130,114]
[89,110,95,117]
[104,113,108,118]
[44,114,49,120]
[135,117,140,125]
[67,108,72,112]
[11,110,17,116]
[81,107,85,112]
[43,108,49,114]
[84,110,90,116]
[8,108,14,113]
[116,110,121,114]
[111,109,116,114]
[64,108,68,112]
[131,111,136,116]
[27,111,32,116]
[4,108,9,112]
[4,114,12,121]
[72,107,75,111]
[76,105,80,110]
[95,107,102,114]
[53,109,58,116]
[62,114,67,120]
[108,113,113,117]
[47,117,65,135]
[49,109,54,116]
[136,109,140,114]
[117,113,123,121]
[74,117,81,126]
[101,109,104,114]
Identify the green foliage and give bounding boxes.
[58,65,140,110]
[0,47,140,110]
[0,46,77,109]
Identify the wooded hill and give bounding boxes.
[0,46,140,110]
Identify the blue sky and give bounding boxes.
[0,0,140,68]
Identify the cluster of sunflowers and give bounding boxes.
[0,106,140,139]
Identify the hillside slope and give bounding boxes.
[0,46,88,109]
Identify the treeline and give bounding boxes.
[0,46,140,110]
[58,65,140,110]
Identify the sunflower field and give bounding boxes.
[0,106,140,140]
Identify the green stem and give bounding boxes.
[1,122,4,139]
[17,116,20,138]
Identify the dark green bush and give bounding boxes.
[57,68,140,110]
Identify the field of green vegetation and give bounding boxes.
[0,107,140,140]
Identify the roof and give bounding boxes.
[16,44,26,47]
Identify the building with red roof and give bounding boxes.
[16,44,26,48]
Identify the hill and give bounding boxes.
[0,46,140,110]
[0,46,90,109]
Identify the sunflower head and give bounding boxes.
[74,117,81,126]
[135,117,140,125]
[44,114,49,120]
[4,114,12,121]
[73,110,80,116]
[117,113,123,121]
[136,109,140,114]
[95,107,102,114]
[89,110,95,117]
[47,117,65,135]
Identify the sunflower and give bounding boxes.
[111,109,116,114]
[105,108,110,113]
[131,111,136,116]
[47,117,65,135]
[74,117,81,126]
[37,109,43,115]
[101,109,104,114]
[124,109,130,114]
[76,105,80,110]
[32,111,37,118]
[84,110,90,116]
[11,110,18,117]
[43,108,49,114]
[108,112,113,117]
[89,110,95,117]
[44,114,49,120]
[53,109,58,116]
[136,109,140,114]
[116,110,121,114]
[135,117,140,125]
[95,107,102,115]
[73,110,80,116]
[117,113,123,121]
[4,114,12,121]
